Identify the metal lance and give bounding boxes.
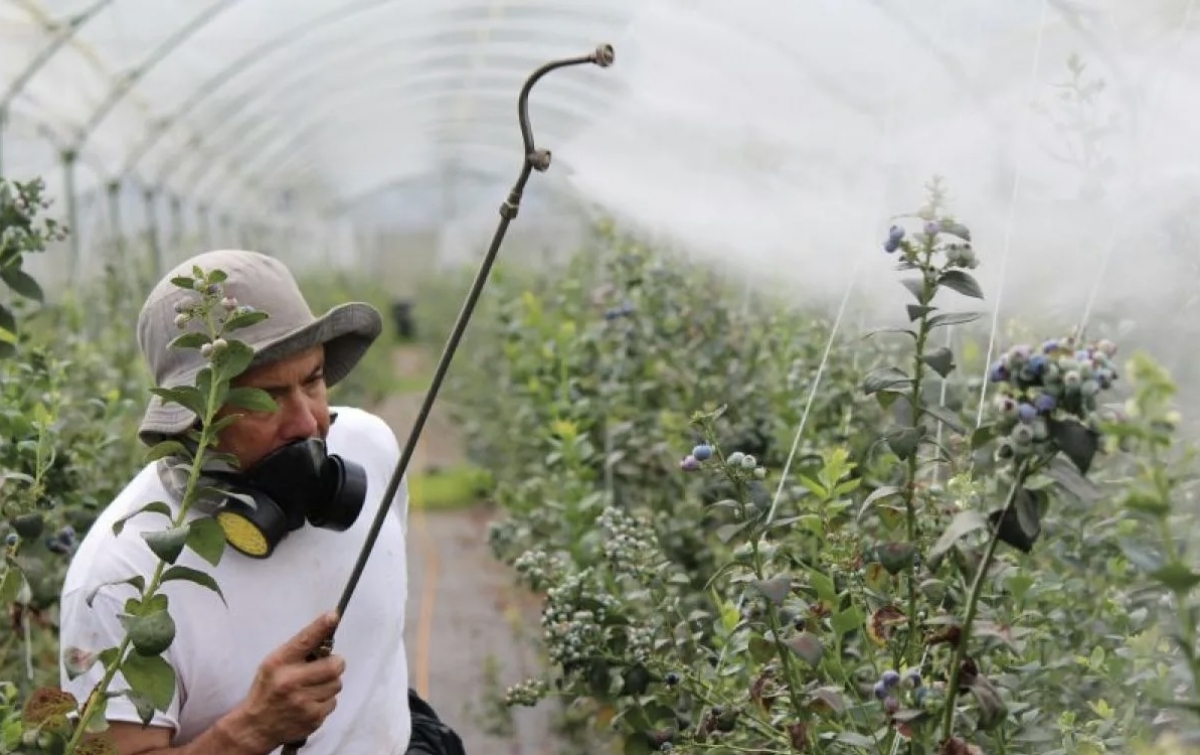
[281,42,615,755]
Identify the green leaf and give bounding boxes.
[224,387,278,413]
[213,340,255,380]
[144,440,191,464]
[0,564,24,604]
[161,565,226,606]
[622,733,653,755]
[167,332,209,351]
[119,652,176,713]
[1149,561,1200,592]
[863,327,917,341]
[921,401,965,434]
[808,569,838,604]
[873,542,916,575]
[85,576,146,608]
[970,423,999,450]
[715,521,751,544]
[750,576,791,606]
[1048,418,1099,475]
[929,510,987,563]
[831,606,865,637]
[0,303,14,335]
[921,346,956,377]
[907,304,936,321]
[149,386,206,417]
[988,488,1048,554]
[883,426,921,460]
[170,276,194,289]
[1123,489,1170,518]
[11,512,43,539]
[1,266,43,302]
[222,308,269,332]
[113,502,173,536]
[927,311,984,329]
[863,367,912,395]
[900,277,926,303]
[786,632,824,667]
[141,526,189,564]
[208,270,227,284]
[937,269,984,299]
[124,609,176,656]
[967,676,1009,730]
[185,517,226,567]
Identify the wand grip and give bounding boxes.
[280,636,335,754]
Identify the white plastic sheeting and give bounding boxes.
[2,0,1200,313]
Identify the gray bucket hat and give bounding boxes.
[135,249,383,446]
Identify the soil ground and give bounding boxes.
[371,346,566,754]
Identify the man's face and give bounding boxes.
[213,345,331,470]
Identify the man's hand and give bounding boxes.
[227,610,345,751]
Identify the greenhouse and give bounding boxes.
[3,1,1200,754]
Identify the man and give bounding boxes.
[56,249,413,754]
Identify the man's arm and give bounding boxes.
[102,707,273,755]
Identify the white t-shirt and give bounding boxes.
[57,406,411,754]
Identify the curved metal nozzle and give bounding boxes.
[592,43,615,67]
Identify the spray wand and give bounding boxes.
[280,42,615,755]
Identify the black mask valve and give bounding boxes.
[211,438,368,559]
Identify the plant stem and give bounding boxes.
[1156,515,1200,701]
[748,537,805,715]
[938,459,1029,741]
[66,333,223,752]
[902,244,935,665]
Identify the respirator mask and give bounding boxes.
[209,437,368,558]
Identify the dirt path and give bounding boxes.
[374,345,566,754]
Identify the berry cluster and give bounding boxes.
[882,219,978,269]
[512,548,565,592]
[502,676,549,707]
[596,506,662,582]
[679,443,767,480]
[4,524,75,555]
[540,567,619,667]
[872,667,924,713]
[988,336,1119,458]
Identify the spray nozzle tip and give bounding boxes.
[592,44,615,67]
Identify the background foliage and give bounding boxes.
[2,164,1200,755]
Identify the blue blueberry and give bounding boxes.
[1034,393,1056,413]
[4,533,16,546]
[884,225,904,253]
[1017,403,1037,423]
[881,670,901,688]
[988,361,1009,382]
[873,680,888,700]
[692,444,713,461]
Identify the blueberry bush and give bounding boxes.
[436,180,1200,754]
[0,175,280,753]
[1,159,1199,755]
